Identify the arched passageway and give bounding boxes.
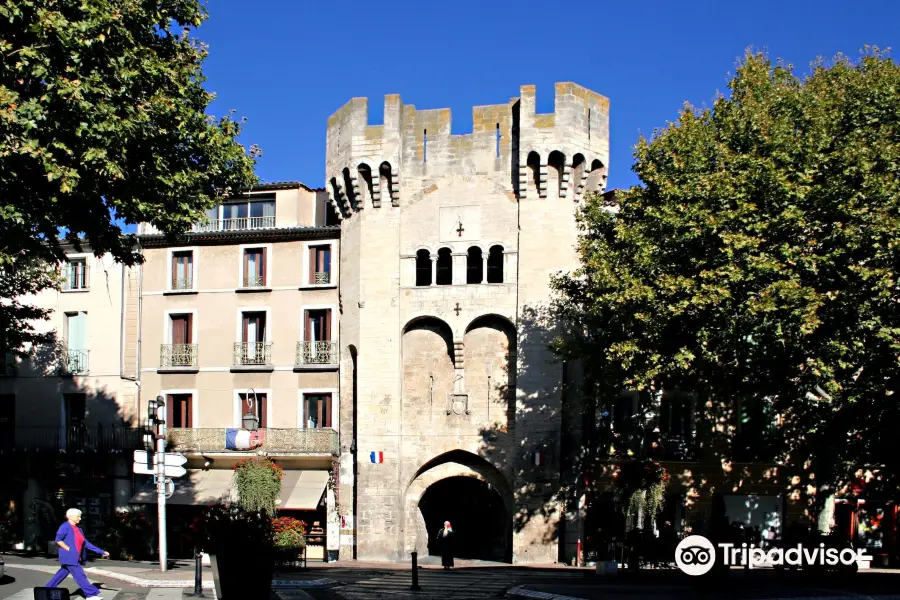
[419,476,510,562]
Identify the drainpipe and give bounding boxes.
[135,248,144,420]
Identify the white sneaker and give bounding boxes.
[85,596,104,600]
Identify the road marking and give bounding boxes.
[147,589,183,599]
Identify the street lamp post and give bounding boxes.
[242,388,259,431]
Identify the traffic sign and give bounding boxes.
[133,462,155,475]
[133,450,187,467]
[163,465,186,478]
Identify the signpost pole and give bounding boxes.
[155,395,168,573]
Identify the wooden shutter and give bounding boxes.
[325,394,332,428]
[259,394,267,429]
[171,254,177,288]
[243,250,249,286]
[171,316,185,345]
[242,313,249,343]
[303,310,310,342]
[260,247,267,285]
[309,247,316,283]
[185,313,193,344]
[325,309,332,340]
[166,394,175,426]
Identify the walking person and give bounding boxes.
[437,521,455,570]
[44,508,109,600]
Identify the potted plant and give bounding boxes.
[192,504,274,599]
[272,517,307,566]
[233,457,284,514]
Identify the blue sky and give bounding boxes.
[198,0,900,192]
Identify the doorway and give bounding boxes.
[418,476,509,562]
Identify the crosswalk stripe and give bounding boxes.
[146,589,183,600]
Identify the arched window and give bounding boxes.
[487,245,504,283]
[436,248,452,286]
[415,250,432,286]
[379,161,395,206]
[466,247,483,284]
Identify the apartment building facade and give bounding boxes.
[0,246,141,549]
[132,182,343,560]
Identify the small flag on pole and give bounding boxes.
[533,451,545,466]
[370,451,384,464]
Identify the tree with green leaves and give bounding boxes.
[0,0,258,351]
[552,48,900,532]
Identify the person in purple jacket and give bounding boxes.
[44,508,109,600]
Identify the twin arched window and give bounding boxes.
[415,245,504,286]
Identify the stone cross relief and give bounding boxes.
[455,216,464,238]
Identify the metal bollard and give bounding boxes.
[410,550,421,591]
[188,548,204,596]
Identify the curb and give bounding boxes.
[6,563,337,590]
[506,585,586,600]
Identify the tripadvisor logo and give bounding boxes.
[674,535,869,576]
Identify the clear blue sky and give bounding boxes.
[198,0,900,192]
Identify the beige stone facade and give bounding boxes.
[135,182,343,560]
[326,83,609,563]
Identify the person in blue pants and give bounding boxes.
[44,508,110,600]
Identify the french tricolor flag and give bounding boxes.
[370,451,384,464]
[533,451,545,466]
[225,429,263,450]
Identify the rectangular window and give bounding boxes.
[65,312,87,350]
[166,393,193,428]
[171,251,193,290]
[239,392,267,429]
[0,394,14,448]
[304,393,332,429]
[309,245,332,285]
[304,309,332,342]
[242,311,266,343]
[243,248,267,287]
[221,198,275,230]
[65,259,89,290]
[63,393,86,426]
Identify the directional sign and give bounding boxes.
[133,462,155,475]
[163,465,187,478]
[133,450,187,467]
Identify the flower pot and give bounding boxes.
[210,548,274,599]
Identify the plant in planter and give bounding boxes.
[614,459,670,528]
[233,457,284,514]
[272,516,307,565]
[192,503,275,599]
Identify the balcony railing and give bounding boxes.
[64,348,89,374]
[242,275,266,288]
[314,271,331,285]
[160,344,198,369]
[193,216,276,232]
[295,341,337,366]
[167,427,339,455]
[172,276,193,291]
[233,342,272,366]
[6,426,143,453]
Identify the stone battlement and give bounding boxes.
[324,83,610,218]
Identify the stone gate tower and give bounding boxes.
[328,83,609,563]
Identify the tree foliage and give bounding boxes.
[0,256,60,360]
[0,0,259,269]
[552,49,900,522]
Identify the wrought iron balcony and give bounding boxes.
[63,348,89,374]
[314,271,331,285]
[5,426,142,453]
[242,274,266,288]
[295,341,337,366]
[233,342,272,366]
[160,344,198,369]
[166,427,339,455]
[193,216,276,232]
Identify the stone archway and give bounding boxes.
[404,451,513,563]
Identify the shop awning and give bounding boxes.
[130,469,235,506]
[279,470,329,510]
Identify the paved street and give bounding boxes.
[1,565,193,599]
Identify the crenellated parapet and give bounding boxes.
[324,82,610,218]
